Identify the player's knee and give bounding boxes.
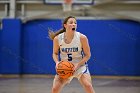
[83,82,93,89]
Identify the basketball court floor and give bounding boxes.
[0,77,140,93]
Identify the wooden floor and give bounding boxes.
[0,77,140,93]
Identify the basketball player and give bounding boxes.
[48,16,95,93]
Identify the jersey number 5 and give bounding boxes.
[67,53,72,61]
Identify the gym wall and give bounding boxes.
[0,19,140,76]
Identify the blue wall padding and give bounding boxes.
[0,19,21,74]
[22,19,140,76]
[0,27,2,64]
[21,20,59,74]
[81,20,140,76]
[0,19,140,76]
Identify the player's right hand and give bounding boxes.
[55,61,59,69]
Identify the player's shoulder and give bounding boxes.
[78,32,87,40]
[53,35,58,41]
[54,32,64,40]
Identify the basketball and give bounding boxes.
[56,61,75,79]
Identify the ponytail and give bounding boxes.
[48,28,66,40]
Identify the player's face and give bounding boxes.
[64,18,77,32]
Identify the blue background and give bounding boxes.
[0,19,140,76]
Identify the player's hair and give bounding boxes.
[48,16,76,40]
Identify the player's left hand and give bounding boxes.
[72,62,80,71]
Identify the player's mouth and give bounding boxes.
[72,28,75,31]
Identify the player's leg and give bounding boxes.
[79,73,95,93]
[52,75,68,93]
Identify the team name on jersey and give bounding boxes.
[61,47,78,53]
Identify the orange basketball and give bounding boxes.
[56,61,75,79]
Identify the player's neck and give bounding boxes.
[65,31,74,39]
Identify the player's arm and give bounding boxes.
[78,34,91,67]
[53,36,60,65]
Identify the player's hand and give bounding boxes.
[55,61,59,69]
[72,63,80,71]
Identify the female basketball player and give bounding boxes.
[48,16,95,93]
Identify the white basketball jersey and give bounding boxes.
[58,31,84,63]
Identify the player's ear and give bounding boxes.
[63,24,67,29]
